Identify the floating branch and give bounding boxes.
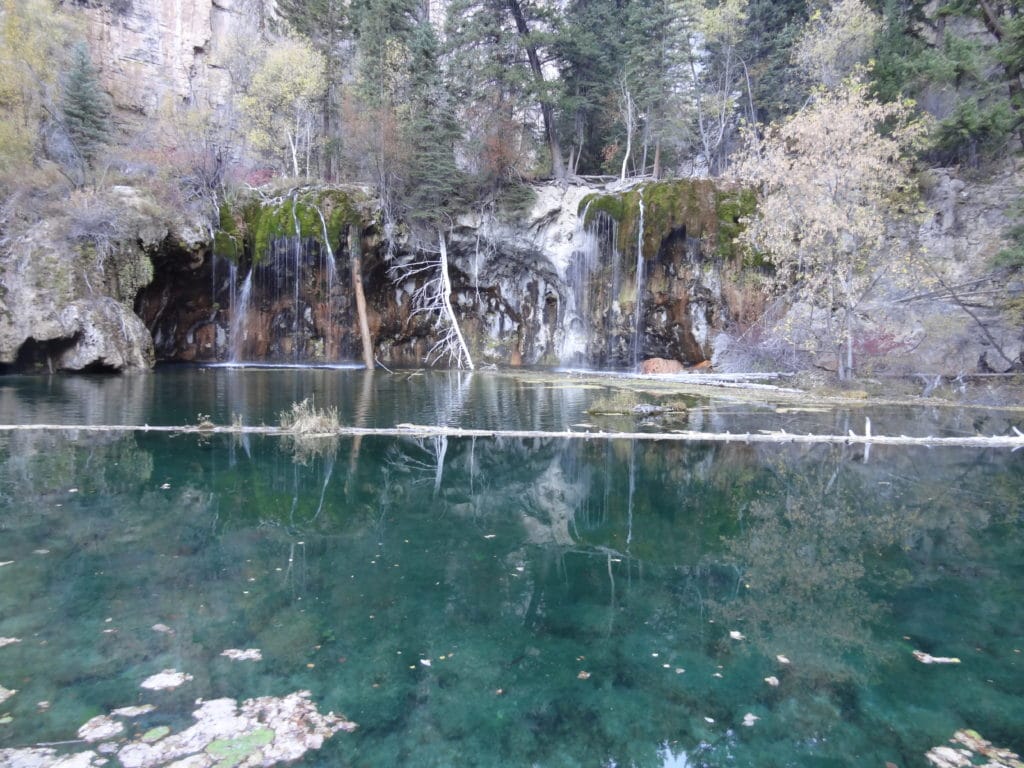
[1,423,1024,449]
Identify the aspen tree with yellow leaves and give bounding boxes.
[239,38,328,178]
[0,0,71,183]
[732,79,930,380]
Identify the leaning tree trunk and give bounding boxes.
[348,227,375,370]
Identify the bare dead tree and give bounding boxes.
[388,228,474,370]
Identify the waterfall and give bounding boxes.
[561,201,595,366]
[632,194,646,369]
[225,195,344,364]
[313,203,339,358]
[560,202,621,368]
[229,269,253,363]
[227,261,237,323]
[290,195,302,361]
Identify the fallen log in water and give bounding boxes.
[0,422,1023,449]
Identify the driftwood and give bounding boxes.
[1,422,1023,449]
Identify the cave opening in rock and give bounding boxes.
[13,336,81,373]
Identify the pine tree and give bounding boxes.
[61,42,112,169]
[400,21,463,229]
[871,0,1023,165]
[557,0,629,175]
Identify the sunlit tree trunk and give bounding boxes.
[348,226,375,369]
[619,78,635,181]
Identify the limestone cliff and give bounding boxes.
[0,186,205,372]
[72,0,254,118]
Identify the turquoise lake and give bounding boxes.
[0,368,1022,767]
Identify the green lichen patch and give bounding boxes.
[206,727,275,768]
[141,725,170,743]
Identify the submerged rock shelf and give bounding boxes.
[0,690,355,768]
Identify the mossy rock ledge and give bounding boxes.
[580,179,758,266]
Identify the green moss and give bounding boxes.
[223,188,366,265]
[714,187,761,266]
[206,727,275,768]
[113,246,154,304]
[213,202,243,261]
[580,193,626,222]
[580,180,759,267]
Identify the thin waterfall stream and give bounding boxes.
[290,194,303,361]
[223,196,344,364]
[229,268,254,363]
[632,193,646,369]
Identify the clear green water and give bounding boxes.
[0,369,1022,767]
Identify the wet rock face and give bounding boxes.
[138,239,362,363]
[142,180,759,369]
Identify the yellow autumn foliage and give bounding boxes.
[794,0,882,89]
[0,0,73,180]
[731,78,931,378]
[239,37,328,177]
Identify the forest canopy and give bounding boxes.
[0,0,1020,222]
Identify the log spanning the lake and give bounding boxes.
[1,422,1024,449]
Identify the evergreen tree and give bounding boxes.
[557,0,628,174]
[399,21,463,230]
[622,0,694,177]
[445,0,568,180]
[350,0,418,108]
[61,42,111,170]
[872,0,1023,165]
[444,0,537,185]
[740,0,809,123]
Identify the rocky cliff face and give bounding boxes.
[6,168,1018,376]
[0,186,205,372]
[73,0,251,118]
[713,163,1024,376]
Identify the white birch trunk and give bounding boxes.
[620,81,635,182]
